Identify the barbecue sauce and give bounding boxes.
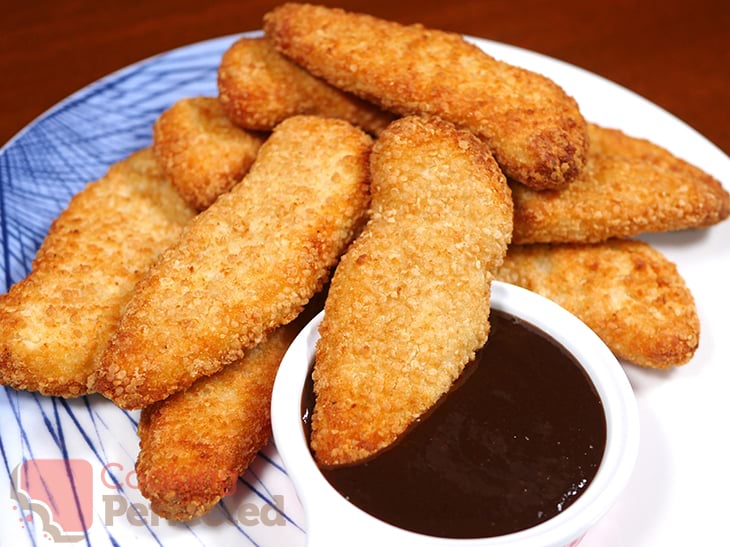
[301,310,606,538]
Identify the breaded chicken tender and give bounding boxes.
[0,149,196,397]
[496,240,699,368]
[264,3,587,190]
[218,37,394,135]
[153,97,264,211]
[312,116,513,466]
[512,124,730,243]
[94,116,372,409]
[136,323,297,521]
[136,292,325,521]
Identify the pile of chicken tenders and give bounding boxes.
[1,3,728,521]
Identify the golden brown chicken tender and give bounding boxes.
[136,323,298,521]
[496,240,699,368]
[136,291,326,521]
[153,96,265,211]
[218,37,394,135]
[264,3,587,190]
[0,149,196,397]
[94,116,372,409]
[312,116,513,466]
[512,124,730,243]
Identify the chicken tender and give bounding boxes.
[136,292,325,521]
[0,149,196,397]
[136,323,297,521]
[94,116,372,409]
[496,240,699,368]
[312,116,513,466]
[264,3,587,190]
[153,96,264,211]
[512,124,730,243]
[218,37,394,135]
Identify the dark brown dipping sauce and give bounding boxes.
[301,310,607,539]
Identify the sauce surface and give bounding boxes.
[302,310,607,538]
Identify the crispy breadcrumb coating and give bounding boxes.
[512,124,730,243]
[218,37,394,135]
[136,323,297,521]
[94,116,372,409]
[136,293,325,521]
[0,149,196,397]
[153,97,264,211]
[312,116,513,466]
[496,240,699,368]
[264,3,587,190]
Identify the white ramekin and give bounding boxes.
[271,281,639,547]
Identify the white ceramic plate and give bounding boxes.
[1,32,728,547]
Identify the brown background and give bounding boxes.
[2,0,728,153]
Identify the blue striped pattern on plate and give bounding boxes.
[0,32,306,547]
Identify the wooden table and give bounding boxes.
[2,0,728,153]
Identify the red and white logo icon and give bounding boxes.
[10,459,93,543]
